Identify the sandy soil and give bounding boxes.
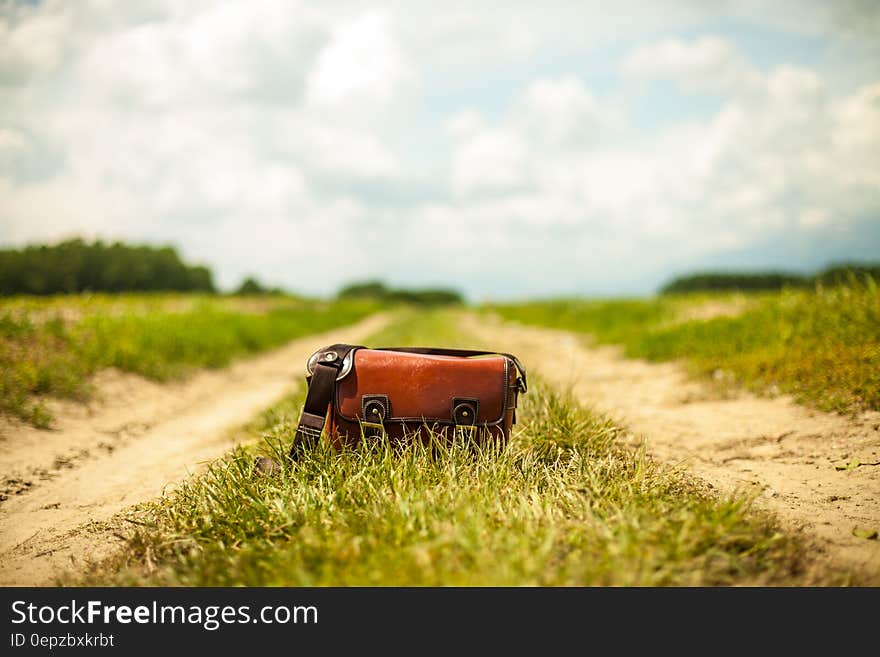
[465,314,880,581]
[0,313,388,586]
[671,297,754,324]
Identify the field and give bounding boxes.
[489,282,880,414]
[93,310,825,586]
[0,293,378,427]
[1,288,877,586]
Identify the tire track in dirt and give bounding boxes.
[0,313,389,586]
[464,314,880,580]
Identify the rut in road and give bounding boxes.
[0,313,389,586]
[464,314,880,580]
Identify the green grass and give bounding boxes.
[97,310,835,586]
[490,282,880,413]
[0,294,379,427]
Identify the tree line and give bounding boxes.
[0,239,214,295]
[337,280,463,306]
[661,263,880,294]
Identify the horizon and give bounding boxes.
[2,234,877,301]
[2,1,879,298]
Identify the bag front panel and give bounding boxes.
[335,349,510,424]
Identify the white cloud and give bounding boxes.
[0,12,69,82]
[623,35,763,94]
[517,77,619,146]
[442,43,880,284]
[832,82,880,176]
[78,1,324,106]
[445,110,484,139]
[450,77,618,197]
[0,129,26,152]
[293,117,402,179]
[450,126,529,197]
[305,10,415,120]
[799,208,830,228]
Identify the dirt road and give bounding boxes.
[0,313,388,585]
[466,314,880,579]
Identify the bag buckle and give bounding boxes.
[360,395,390,439]
[306,348,354,380]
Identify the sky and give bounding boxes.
[1,0,879,299]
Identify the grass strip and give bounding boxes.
[490,282,880,413]
[0,295,378,427]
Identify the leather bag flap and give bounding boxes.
[335,349,511,424]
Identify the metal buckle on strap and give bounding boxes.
[307,349,354,380]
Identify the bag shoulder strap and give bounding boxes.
[290,344,527,458]
[291,343,361,456]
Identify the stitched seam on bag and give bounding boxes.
[336,417,508,430]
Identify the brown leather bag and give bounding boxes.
[291,344,527,454]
